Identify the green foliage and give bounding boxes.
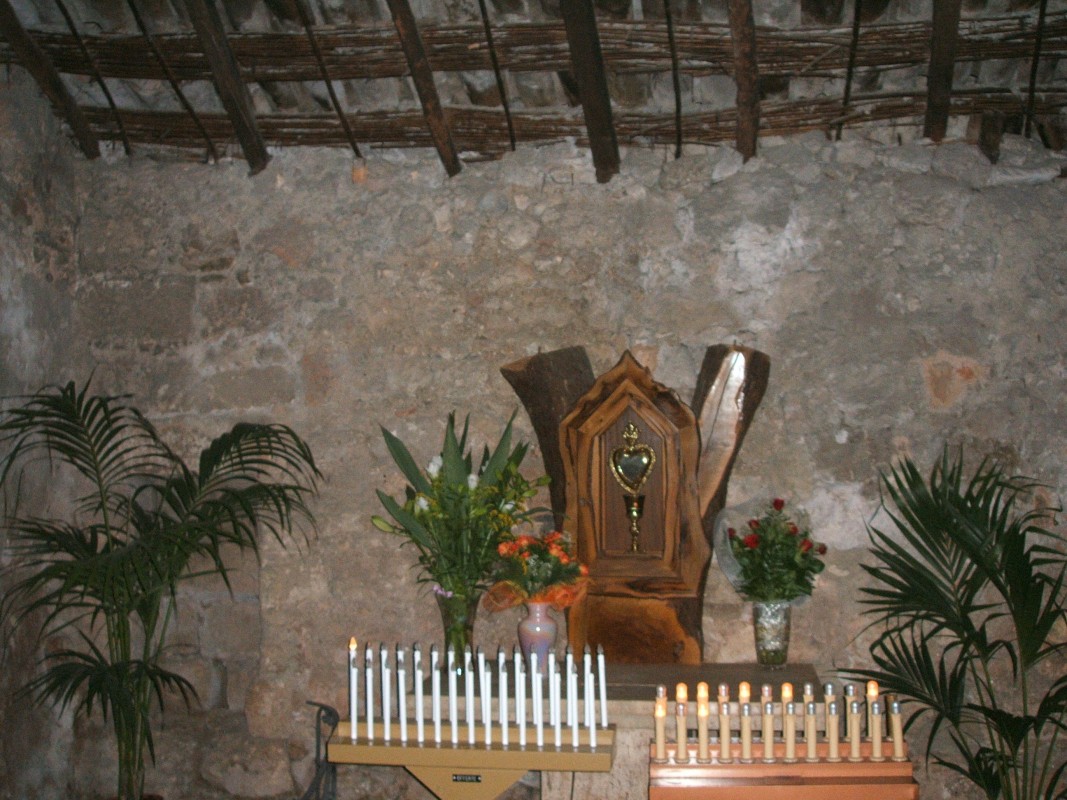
[371,411,547,600]
[851,448,1067,800]
[0,381,320,800]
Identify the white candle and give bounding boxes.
[548,654,558,728]
[569,665,579,748]
[531,652,540,729]
[381,646,391,742]
[431,645,441,744]
[349,638,359,740]
[597,645,608,728]
[499,663,510,748]
[365,644,375,741]
[587,667,596,750]
[553,670,562,747]
[564,646,574,726]
[478,649,490,733]
[482,658,493,746]
[517,658,527,747]
[397,646,407,743]
[414,644,424,744]
[465,647,475,745]
[533,654,544,748]
[448,647,458,745]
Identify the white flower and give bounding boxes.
[427,455,443,477]
[415,496,429,511]
[501,501,515,512]
[467,474,478,490]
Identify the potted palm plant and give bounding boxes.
[851,448,1067,800]
[0,381,320,800]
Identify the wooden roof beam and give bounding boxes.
[384,0,462,177]
[180,0,269,174]
[561,0,619,183]
[0,0,99,159]
[923,0,962,142]
[727,0,760,160]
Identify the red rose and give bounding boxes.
[773,498,785,511]
[788,523,799,535]
[743,533,761,549]
[816,543,827,555]
[800,538,813,553]
[748,519,760,530]
[727,527,737,539]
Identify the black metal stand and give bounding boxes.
[297,701,339,800]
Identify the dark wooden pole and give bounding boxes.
[922,0,962,142]
[0,0,99,158]
[384,0,462,177]
[726,0,760,160]
[560,0,620,183]
[181,0,270,174]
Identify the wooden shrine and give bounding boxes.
[501,345,769,664]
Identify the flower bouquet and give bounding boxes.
[372,411,547,654]
[715,497,826,666]
[483,531,589,664]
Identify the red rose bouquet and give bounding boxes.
[483,531,589,612]
[727,498,827,601]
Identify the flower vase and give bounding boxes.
[752,600,791,668]
[517,601,557,667]
[436,592,480,661]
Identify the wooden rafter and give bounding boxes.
[383,0,461,177]
[0,0,98,158]
[561,0,619,183]
[726,0,760,160]
[180,0,270,174]
[922,0,962,142]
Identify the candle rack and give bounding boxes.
[327,641,615,800]
[647,681,918,800]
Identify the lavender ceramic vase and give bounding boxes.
[517,601,557,667]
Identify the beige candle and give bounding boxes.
[784,701,796,761]
[654,686,668,762]
[827,701,841,762]
[890,700,906,761]
[843,684,856,741]
[740,703,753,761]
[804,701,818,762]
[761,683,773,703]
[762,701,775,762]
[738,681,751,705]
[849,700,862,761]
[696,683,710,763]
[718,699,732,762]
[866,681,879,739]
[870,701,884,761]
[823,682,836,711]
[675,683,689,762]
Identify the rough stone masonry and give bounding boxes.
[1,67,1065,799]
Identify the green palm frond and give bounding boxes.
[0,380,319,800]
[850,446,1067,800]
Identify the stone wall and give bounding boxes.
[1,66,1066,799]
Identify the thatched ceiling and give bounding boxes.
[0,0,1064,181]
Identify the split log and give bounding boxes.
[500,347,595,529]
